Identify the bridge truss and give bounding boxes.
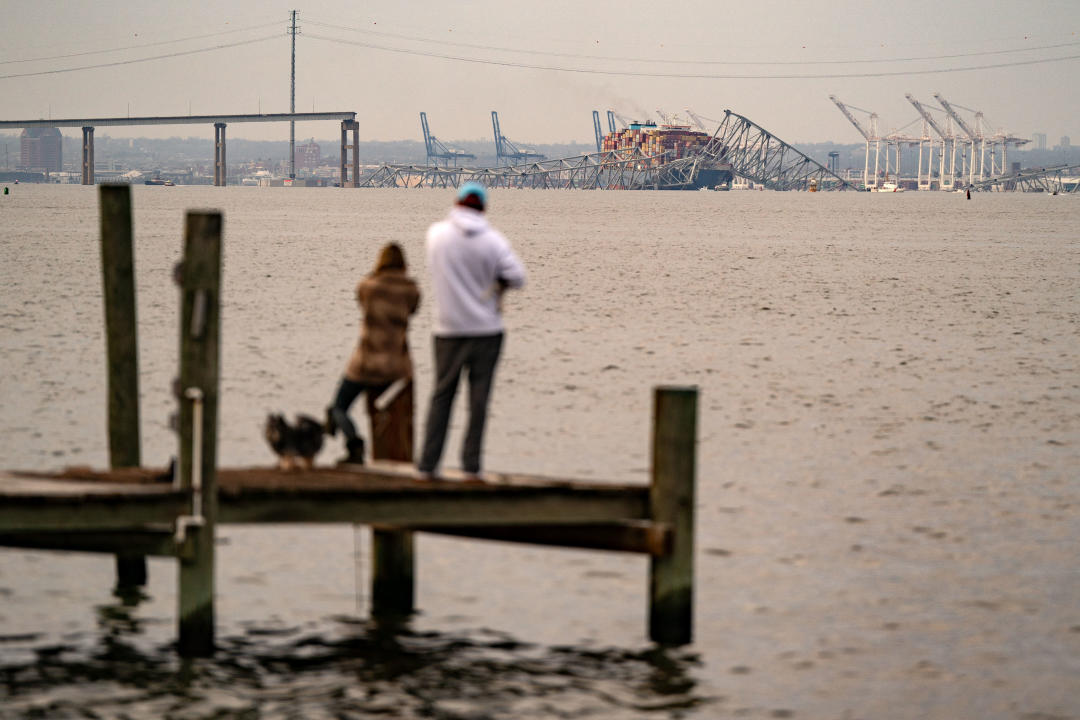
[358,109,852,191]
[969,164,1080,193]
[359,147,684,190]
[706,110,852,191]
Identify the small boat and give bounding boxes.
[870,182,904,193]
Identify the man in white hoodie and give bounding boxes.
[417,182,527,480]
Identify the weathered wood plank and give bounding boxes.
[416,521,672,556]
[0,529,177,557]
[0,473,177,494]
[0,490,189,533]
[217,486,649,526]
[99,184,147,587]
[648,386,697,646]
[99,184,141,470]
[0,467,649,531]
[176,211,222,658]
[3,464,647,494]
[368,382,415,617]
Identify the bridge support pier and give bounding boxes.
[81,127,95,185]
[213,123,226,187]
[340,120,359,187]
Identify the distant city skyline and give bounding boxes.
[2,1,1079,146]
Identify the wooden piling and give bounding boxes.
[648,386,697,645]
[176,212,222,657]
[368,381,415,616]
[99,185,147,587]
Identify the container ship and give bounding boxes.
[600,120,732,189]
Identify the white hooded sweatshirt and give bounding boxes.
[425,206,527,337]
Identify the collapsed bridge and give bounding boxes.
[358,110,852,192]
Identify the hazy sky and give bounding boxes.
[3,0,1078,146]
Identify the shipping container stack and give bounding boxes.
[600,122,711,167]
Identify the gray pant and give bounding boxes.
[418,333,503,474]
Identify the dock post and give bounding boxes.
[648,386,697,645]
[368,381,415,616]
[99,184,147,588]
[176,211,222,656]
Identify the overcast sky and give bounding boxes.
[2,0,1078,146]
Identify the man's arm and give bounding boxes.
[494,236,526,290]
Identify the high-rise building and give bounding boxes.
[20,127,62,172]
[1060,136,1072,150]
[1032,133,1047,150]
[297,138,322,169]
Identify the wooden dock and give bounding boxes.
[0,464,652,539]
[0,185,697,656]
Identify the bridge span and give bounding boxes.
[0,112,358,186]
[359,110,851,192]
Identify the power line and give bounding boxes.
[305,33,1080,80]
[304,17,1080,67]
[0,35,279,80]
[0,21,282,66]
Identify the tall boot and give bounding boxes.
[339,436,365,466]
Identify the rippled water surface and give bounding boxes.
[1,185,1078,718]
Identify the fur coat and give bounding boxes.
[345,269,420,384]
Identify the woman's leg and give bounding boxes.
[330,378,367,462]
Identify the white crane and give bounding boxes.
[933,93,980,186]
[684,108,721,134]
[906,94,955,190]
[830,95,880,189]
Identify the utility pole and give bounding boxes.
[288,10,299,179]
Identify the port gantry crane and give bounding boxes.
[606,110,617,134]
[592,110,604,153]
[905,94,958,190]
[955,102,1027,180]
[684,108,712,133]
[932,94,1029,187]
[491,111,545,166]
[829,95,880,189]
[420,112,475,167]
[656,109,680,125]
[610,111,633,130]
[932,94,981,187]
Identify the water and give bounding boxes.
[1,185,1078,718]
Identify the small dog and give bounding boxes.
[264,413,324,470]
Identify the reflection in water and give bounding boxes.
[1,610,711,719]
